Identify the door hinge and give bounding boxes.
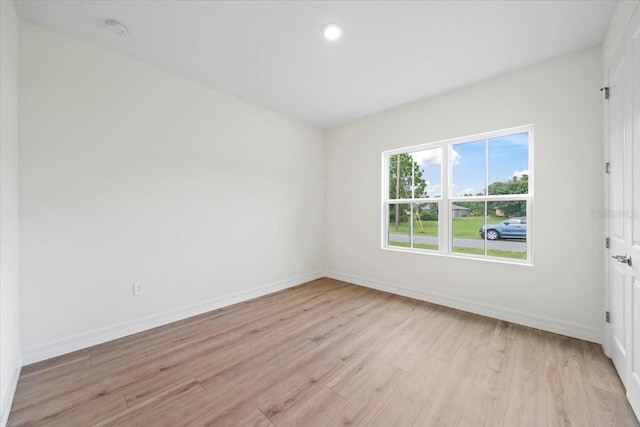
[605,162,611,174]
[606,311,610,323]
[605,237,610,249]
[601,86,610,99]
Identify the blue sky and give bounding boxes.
[411,132,529,197]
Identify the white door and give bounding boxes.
[606,6,640,419]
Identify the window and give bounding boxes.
[382,125,533,263]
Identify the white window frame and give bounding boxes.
[381,124,534,265]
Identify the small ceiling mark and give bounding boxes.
[105,19,128,37]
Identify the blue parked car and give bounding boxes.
[479,217,527,240]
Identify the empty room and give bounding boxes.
[1,0,640,425]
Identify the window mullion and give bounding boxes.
[442,145,450,253]
[485,137,489,196]
[484,139,489,257]
[409,204,414,248]
[484,201,488,257]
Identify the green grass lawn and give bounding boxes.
[389,241,439,251]
[452,216,494,239]
[388,220,438,237]
[452,246,527,260]
[388,216,505,239]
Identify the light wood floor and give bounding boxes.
[8,278,639,426]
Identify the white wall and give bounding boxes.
[0,1,21,425]
[19,21,325,363]
[325,47,604,343]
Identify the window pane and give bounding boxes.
[388,154,416,199]
[388,203,411,248]
[451,140,486,197]
[488,132,529,195]
[388,203,438,251]
[410,148,442,198]
[414,202,439,250]
[451,201,486,256]
[484,201,528,260]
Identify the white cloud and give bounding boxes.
[409,148,461,168]
[410,149,441,167]
[451,148,461,165]
[512,169,529,179]
[426,183,441,197]
[452,184,477,196]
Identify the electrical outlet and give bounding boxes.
[133,282,143,296]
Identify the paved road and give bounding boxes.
[389,234,526,252]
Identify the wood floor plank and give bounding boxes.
[9,391,127,427]
[389,305,460,371]
[411,347,483,426]
[122,343,204,407]
[182,286,371,380]
[368,355,448,427]
[196,292,404,423]
[426,311,495,361]
[580,340,626,395]
[254,315,400,423]
[494,319,528,339]
[195,337,318,396]
[503,326,549,427]
[174,280,356,355]
[10,338,201,418]
[190,402,274,427]
[96,379,204,427]
[584,383,640,427]
[190,302,368,392]
[272,386,347,427]
[9,360,153,419]
[457,333,516,426]
[18,353,91,379]
[545,358,594,427]
[326,317,415,398]
[11,355,93,408]
[320,363,406,427]
[8,279,638,427]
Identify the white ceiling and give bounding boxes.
[13,0,617,129]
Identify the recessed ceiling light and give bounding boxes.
[322,23,342,41]
[105,19,128,36]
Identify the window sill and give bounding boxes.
[382,245,533,266]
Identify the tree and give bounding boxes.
[460,195,486,217]
[389,154,428,230]
[488,174,528,196]
[488,175,528,217]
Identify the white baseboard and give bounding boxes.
[325,270,603,344]
[21,271,324,365]
[1,360,21,427]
